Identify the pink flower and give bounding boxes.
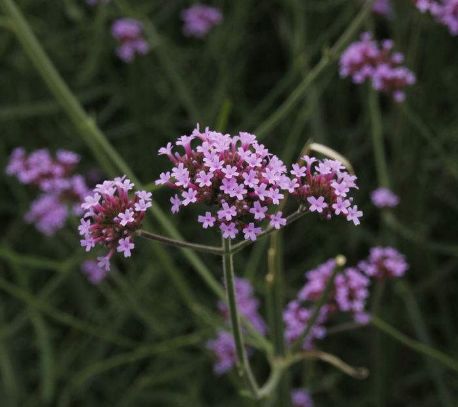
[307,196,328,213]
[220,222,238,239]
[270,212,287,229]
[346,205,363,225]
[117,237,135,257]
[198,212,216,229]
[242,223,262,241]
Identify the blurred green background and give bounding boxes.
[1,0,458,405]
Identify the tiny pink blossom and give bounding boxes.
[307,196,328,213]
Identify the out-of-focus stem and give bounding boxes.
[221,237,260,398]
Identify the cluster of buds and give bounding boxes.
[371,187,400,208]
[339,32,416,102]
[111,18,149,63]
[284,247,408,350]
[206,277,265,375]
[6,148,89,235]
[181,4,223,38]
[156,126,362,241]
[289,155,363,225]
[414,0,458,35]
[79,176,152,272]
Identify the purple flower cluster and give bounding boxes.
[284,248,408,349]
[156,126,361,241]
[6,148,89,235]
[358,247,409,279]
[181,4,223,38]
[291,389,314,407]
[207,277,265,375]
[415,0,458,35]
[79,176,152,272]
[81,260,109,284]
[371,187,400,208]
[290,155,362,225]
[111,18,149,63]
[373,0,392,16]
[339,32,416,102]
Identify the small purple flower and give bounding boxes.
[170,194,181,214]
[242,223,262,241]
[372,0,392,16]
[220,222,238,239]
[198,212,216,229]
[270,212,287,229]
[414,0,458,36]
[181,4,223,38]
[117,237,135,258]
[307,196,328,213]
[182,188,198,206]
[371,187,400,208]
[111,18,149,63]
[346,205,363,225]
[218,202,237,221]
[249,201,268,220]
[358,246,408,279]
[291,389,314,407]
[81,260,109,284]
[206,331,236,375]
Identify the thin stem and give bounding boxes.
[137,230,223,256]
[371,315,458,374]
[222,237,259,398]
[291,256,344,353]
[255,0,374,137]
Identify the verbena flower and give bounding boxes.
[6,148,89,235]
[339,32,416,102]
[373,0,392,16]
[79,176,151,272]
[207,277,265,374]
[290,156,363,225]
[111,18,149,63]
[206,330,237,375]
[81,260,109,284]
[181,4,223,38]
[414,0,458,35]
[291,389,314,407]
[371,187,400,208]
[156,126,362,241]
[358,246,409,279]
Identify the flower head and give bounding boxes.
[414,0,458,36]
[78,176,151,271]
[371,187,400,208]
[339,32,415,102]
[111,18,149,62]
[81,260,109,284]
[358,246,409,279]
[181,4,223,38]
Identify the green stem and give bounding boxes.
[371,316,458,374]
[291,256,344,353]
[222,237,259,398]
[137,230,223,256]
[255,0,374,137]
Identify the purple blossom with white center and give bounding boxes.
[81,260,109,284]
[291,389,314,407]
[198,212,216,229]
[111,18,149,63]
[332,197,351,215]
[181,4,223,38]
[249,201,268,220]
[182,188,198,206]
[117,237,135,257]
[371,187,400,208]
[346,205,363,225]
[339,32,415,102]
[220,222,238,239]
[79,177,149,271]
[358,246,409,279]
[307,196,328,213]
[270,212,287,229]
[242,223,262,241]
[155,172,171,185]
